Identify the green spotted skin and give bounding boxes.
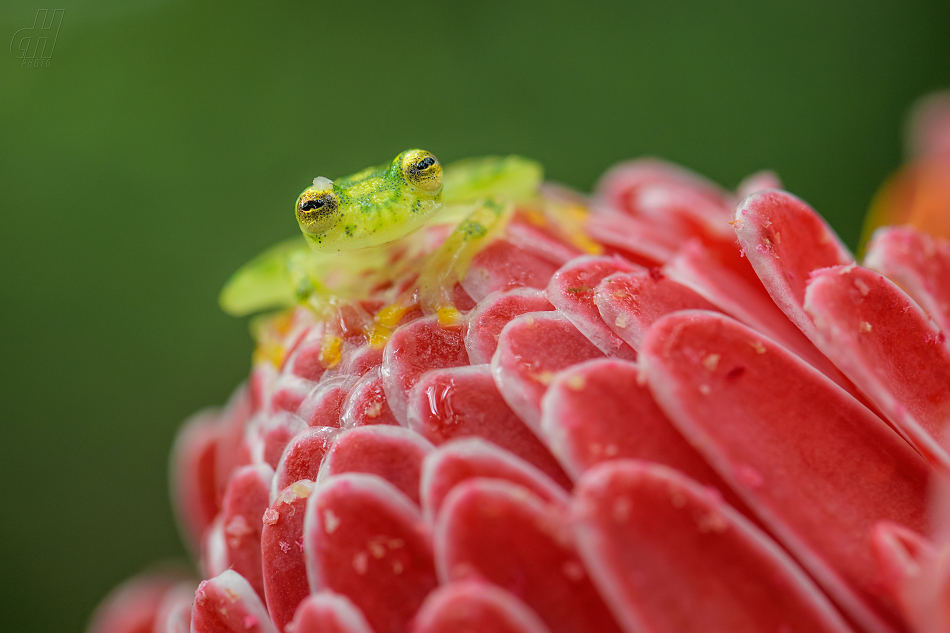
[220,150,543,317]
[296,150,443,253]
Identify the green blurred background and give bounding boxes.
[1,0,948,630]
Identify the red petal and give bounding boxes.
[192,571,277,633]
[584,211,677,265]
[297,376,355,428]
[258,412,307,470]
[864,225,950,333]
[413,580,553,633]
[286,328,328,382]
[272,426,338,500]
[221,464,274,601]
[734,190,853,339]
[641,310,929,633]
[340,368,399,428]
[303,473,437,633]
[420,437,570,524]
[664,239,853,390]
[271,374,315,414]
[572,461,852,633]
[491,312,604,431]
[435,479,623,633]
[154,583,195,633]
[540,359,749,515]
[465,288,554,365]
[87,573,186,633]
[340,343,385,377]
[461,239,560,302]
[805,264,950,468]
[594,269,719,351]
[318,426,434,504]
[382,315,469,424]
[170,410,221,553]
[406,365,570,487]
[736,171,782,198]
[594,158,735,240]
[546,255,640,359]
[261,481,313,632]
[287,593,374,633]
[871,522,947,632]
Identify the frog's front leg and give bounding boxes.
[417,199,515,323]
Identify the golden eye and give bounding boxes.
[401,150,443,193]
[296,188,340,235]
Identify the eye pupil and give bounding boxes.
[301,198,324,211]
[414,156,436,171]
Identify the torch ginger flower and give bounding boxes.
[89,97,950,633]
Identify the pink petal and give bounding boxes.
[271,374,315,415]
[420,437,570,524]
[271,426,338,501]
[201,515,229,579]
[154,582,195,633]
[339,343,385,377]
[864,225,950,333]
[303,473,437,633]
[381,315,470,424]
[317,426,434,504]
[406,365,570,487]
[506,217,583,266]
[805,264,950,468]
[664,239,853,390]
[584,210,677,266]
[261,480,313,632]
[297,375,355,428]
[736,171,782,198]
[465,288,554,365]
[539,359,750,515]
[461,239,561,302]
[215,386,254,507]
[594,158,735,240]
[259,412,308,470]
[221,464,274,601]
[546,255,641,359]
[191,571,278,633]
[287,593,374,633]
[285,328,329,382]
[434,479,623,633]
[640,310,929,633]
[733,190,853,339]
[87,572,186,633]
[594,269,720,351]
[412,580,553,633]
[571,460,853,633]
[491,312,605,432]
[871,521,949,633]
[170,409,221,553]
[340,367,399,428]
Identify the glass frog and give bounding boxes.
[219,149,543,324]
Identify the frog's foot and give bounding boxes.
[417,199,515,324]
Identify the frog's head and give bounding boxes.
[295,149,444,252]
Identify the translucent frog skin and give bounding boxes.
[220,149,543,319]
[295,149,444,253]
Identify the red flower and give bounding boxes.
[90,96,950,633]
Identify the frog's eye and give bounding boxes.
[296,189,340,235]
[401,150,443,193]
